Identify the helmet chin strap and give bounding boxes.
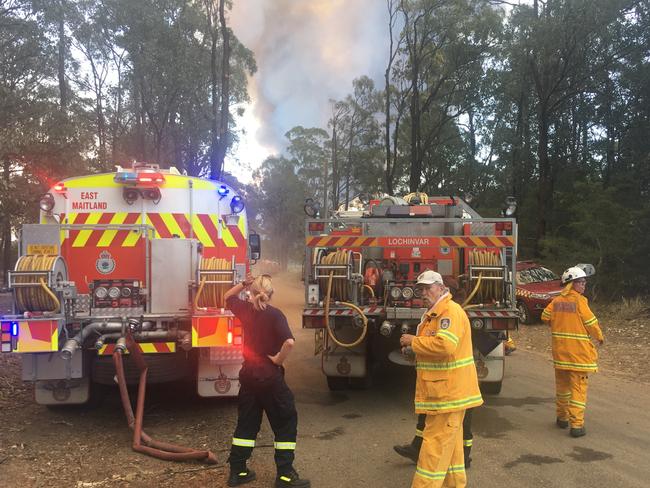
[561,282,573,296]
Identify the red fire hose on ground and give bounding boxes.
[112,332,217,464]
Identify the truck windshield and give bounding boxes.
[517,267,559,284]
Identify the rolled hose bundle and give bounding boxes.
[194,257,232,309]
[467,250,503,304]
[14,255,61,313]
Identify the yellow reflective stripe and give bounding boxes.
[160,212,185,237]
[415,467,446,480]
[415,395,483,410]
[569,399,586,408]
[552,332,591,341]
[274,442,296,450]
[122,216,142,247]
[72,213,102,247]
[541,310,551,319]
[415,429,424,437]
[232,437,255,447]
[238,212,247,237]
[448,464,465,473]
[557,392,571,398]
[164,175,215,190]
[553,360,597,370]
[583,317,598,326]
[221,220,237,247]
[417,356,474,371]
[64,174,119,188]
[97,212,128,246]
[463,439,473,447]
[191,214,215,247]
[437,329,459,346]
[279,476,292,482]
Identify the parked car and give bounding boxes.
[515,261,563,324]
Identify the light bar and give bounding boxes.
[53,182,67,192]
[11,321,18,336]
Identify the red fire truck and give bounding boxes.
[302,195,518,394]
[0,163,260,405]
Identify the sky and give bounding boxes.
[225,0,390,183]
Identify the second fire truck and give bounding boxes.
[302,194,518,394]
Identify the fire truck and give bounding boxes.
[0,162,260,405]
[302,194,518,394]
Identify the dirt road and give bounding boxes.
[1,275,649,487]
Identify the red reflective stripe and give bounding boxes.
[343,237,356,246]
[479,236,493,246]
[85,213,116,247]
[173,213,192,238]
[68,213,90,242]
[147,213,172,238]
[325,237,338,246]
[155,343,171,353]
[113,213,141,245]
[228,224,246,247]
[198,214,219,246]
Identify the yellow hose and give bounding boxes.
[462,273,482,307]
[323,260,368,349]
[404,192,429,204]
[195,257,232,309]
[14,255,61,313]
[363,284,375,299]
[467,250,503,303]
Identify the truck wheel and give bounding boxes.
[326,376,349,391]
[480,381,502,395]
[517,301,532,325]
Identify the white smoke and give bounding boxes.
[230,0,389,156]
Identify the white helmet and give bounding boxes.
[561,266,587,285]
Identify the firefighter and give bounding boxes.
[394,277,475,470]
[541,266,604,438]
[400,270,483,488]
[224,275,310,487]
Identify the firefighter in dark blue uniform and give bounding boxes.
[224,274,310,488]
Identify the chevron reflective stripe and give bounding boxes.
[467,310,518,318]
[438,236,515,247]
[447,464,465,473]
[552,332,591,341]
[463,439,473,447]
[415,466,447,480]
[417,356,475,371]
[415,395,483,410]
[553,360,597,370]
[303,307,385,316]
[97,342,176,355]
[232,438,256,448]
[569,399,586,409]
[306,236,379,247]
[437,330,459,346]
[274,442,296,450]
[415,429,424,437]
[583,317,598,326]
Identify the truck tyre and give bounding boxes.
[326,376,349,391]
[517,301,532,325]
[480,381,502,395]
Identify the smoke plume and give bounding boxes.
[230,0,389,156]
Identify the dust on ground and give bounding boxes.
[511,297,650,384]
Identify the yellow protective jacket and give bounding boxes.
[541,289,604,372]
[412,293,483,415]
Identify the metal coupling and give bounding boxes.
[114,337,128,354]
[94,337,105,350]
[60,339,79,360]
[400,323,411,334]
[379,320,395,337]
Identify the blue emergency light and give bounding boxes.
[114,172,138,184]
[217,185,230,197]
[11,322,18,336]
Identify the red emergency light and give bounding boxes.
[53,182,67,192]
[136,172,165,186]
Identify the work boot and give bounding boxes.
[570,426,586,438]
[227,468,256,487]
[556,418,569,429]
[464,446,472,469]
[275,469,310,487]
[393,443,420,464]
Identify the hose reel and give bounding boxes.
[12,255,67,313]
[466,250,505,304]
[194,257,234,310]
[316,250,368,349]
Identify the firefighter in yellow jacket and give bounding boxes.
[541,265,604,438]
[400,270,483,488]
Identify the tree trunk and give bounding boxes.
[212,0,230,180]
[208,0,219,179]
[57,1,67,112]
[331,124,339,209]
[2,160,11,285]
[536,106,551,254]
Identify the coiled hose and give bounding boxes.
[404,192,429,204]
[194,257,232,310]
[14,255,61,313]
[319,250,368,348]
[467,250,503,303]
